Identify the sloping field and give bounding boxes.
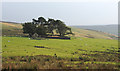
[1,22,23,36]
[1,22,117,39]
[1,22,119,69]
[2,36,119,69]
[1,22,22,28]
[71,27,117,39]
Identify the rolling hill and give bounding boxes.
[0,22,118,39]
[1,22,23,36]
[72,25,118,36]
[1,21,119,69]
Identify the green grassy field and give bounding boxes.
[2,36,119,69]
[2,36,118,57]
[1,22,119,69]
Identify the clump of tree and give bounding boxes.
[22,17,72,38]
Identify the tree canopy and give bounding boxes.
[22,17,72,37]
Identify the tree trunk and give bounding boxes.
[29,33,32,37]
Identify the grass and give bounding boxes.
[1,22,119,69]
[1,22,23,36]
[2,36,119,69]
[2,36,118,58]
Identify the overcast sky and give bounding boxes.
[2,0,119,26]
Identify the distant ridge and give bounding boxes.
[0,21,21,24]
[72,25,118,36]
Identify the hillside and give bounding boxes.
[1,22,119,69]
[0,22,118,39]
[2,36,119,69]
[73,25,118,36]
[71,27,118,39]
[1,22,23,36]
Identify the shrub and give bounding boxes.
[10,57,15,60]
[21,56,24,58]
[57,57,62,60]
[71,58,73,61]
[79,56,83,60]
[54,54,57,58]
[45,58,50,61]
[57,62,63,67]
[28,57,31,63]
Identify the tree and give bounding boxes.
[22,22,36,37]
[65,27,73,34]
[32,33,38,39]
[32,19,38,24]
[22,17,73,37]
[56,20,67,36]
[36,26,47,36]
[47,18,56,35]
[38,17,46,25]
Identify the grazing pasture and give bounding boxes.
[2,37,118,57]
[1,22,119,69]
[2,36,119,69]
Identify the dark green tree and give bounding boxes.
[23,17,73,37]
[36,26,47,36]
[47,18,56,35]
[56,20,67,36]
[38,17,46,25]
[65,27,73,34]
[22,22,36,37]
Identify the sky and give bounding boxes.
[1,0,119,26]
